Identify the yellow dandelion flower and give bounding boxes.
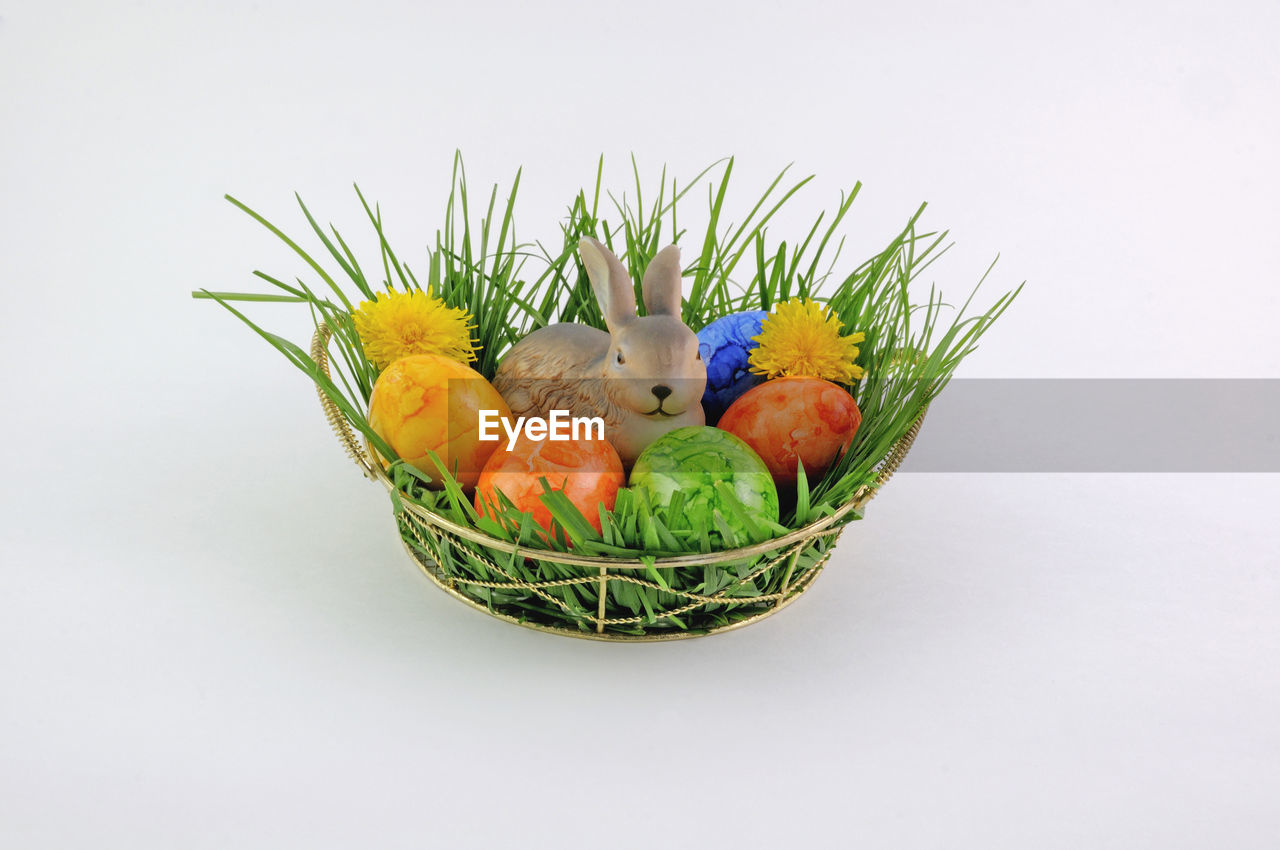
[749,298,866,383]
[352,288,478,370]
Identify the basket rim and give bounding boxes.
[384,460,858,569]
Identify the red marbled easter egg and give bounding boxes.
[717,377,862,486]
[474,433,625,536]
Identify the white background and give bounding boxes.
[3,1,1278,847]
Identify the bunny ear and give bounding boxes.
[579,237,637,331]
[641,244,683,317]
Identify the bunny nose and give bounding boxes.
[651,384,672,401]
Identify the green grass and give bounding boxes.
[195,152,1021,633]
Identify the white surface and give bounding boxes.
[2,1,1278,847]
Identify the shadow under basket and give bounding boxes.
[312,328,925,641]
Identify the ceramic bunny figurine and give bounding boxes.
[493,238,707,466]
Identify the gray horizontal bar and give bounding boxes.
[898,380,1280,472]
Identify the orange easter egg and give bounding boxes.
[367,354,511,490]
[717,376,861,486]
[474,433,625,537]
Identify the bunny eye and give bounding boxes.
[616,351,625,365]
[695,350,703,361]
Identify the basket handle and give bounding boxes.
[311,325,377,480]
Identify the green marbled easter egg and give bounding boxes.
[629,426,779,546]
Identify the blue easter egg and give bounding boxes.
[697,310,767,424]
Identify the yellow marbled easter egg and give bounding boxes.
[367,354,510,490]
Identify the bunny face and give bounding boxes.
[605,313,706,419]
[580,238,707,417]
[573,238,708,462]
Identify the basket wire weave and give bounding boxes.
[311,326,924,640]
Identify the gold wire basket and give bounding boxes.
[312,327,925,641]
